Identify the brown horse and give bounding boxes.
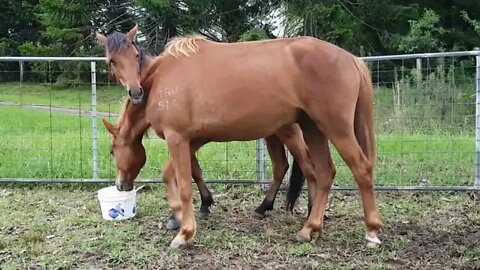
[96,26,382,248]
[102,97,319,231]
[103,98,314,229]
[97,30,315,228]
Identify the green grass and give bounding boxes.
[0,82,125,113]
[0,106,474,186]
[0,82,476,186]
[0,186,478,269]
[0,106,260,181]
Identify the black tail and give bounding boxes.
[286,158,305,211]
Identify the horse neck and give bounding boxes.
[119,103,150,142]
[140,54,163,93]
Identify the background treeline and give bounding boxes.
[1,0,480,91]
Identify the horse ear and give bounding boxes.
[96,32,107,46]
[102,118,118,135]
[126,25,138,42]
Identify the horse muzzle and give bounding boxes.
[128,88,144,104]
[116,180,134,192]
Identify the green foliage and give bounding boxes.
[396,9,445,53]
[461,11,480,36]
[239,28,269,41]
[282,1,361,51]
[2,0,480,83]
[373,60,474,135]
[18,42,63,56]
[18,42,64,82]
[133,0,277,53]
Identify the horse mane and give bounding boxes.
[115,98,130,127]
[105,32,148,67]
[115,98,150,139]
[163,35,205,58]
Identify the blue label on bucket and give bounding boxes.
[108,203,125,219]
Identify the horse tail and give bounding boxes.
[352,56,376,165]
[286,158,305,211]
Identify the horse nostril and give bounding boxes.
[116,181,123,191]
[128,89,143,98]
[128,89,144,104]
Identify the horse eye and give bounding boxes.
[109,60,115,66]
[136,54,139,59]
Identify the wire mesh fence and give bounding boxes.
[0,51,479,190]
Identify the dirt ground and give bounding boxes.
[0,185,479,270]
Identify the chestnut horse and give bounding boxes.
[97,32,315,228]
[103,98,313,229]
[96,26,382,248]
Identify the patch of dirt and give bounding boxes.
[385,222,480,269]
[179,245,226,270]
[72,252,108,270]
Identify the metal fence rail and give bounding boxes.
[1,50,480,190]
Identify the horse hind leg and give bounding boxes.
[277,125,325,242]
[253,135,289,219]
[328,132,382,244]
[315,106,383,245]
[280,121,336,242]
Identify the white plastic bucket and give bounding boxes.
[97,186,138,221]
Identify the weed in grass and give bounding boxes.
[107,247,127,266]
[287,243,317,257]
[21,231,43,244]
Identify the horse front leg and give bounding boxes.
[161,159,183,230]
[165,131,196,248]
[163,144,213,230]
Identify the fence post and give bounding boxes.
[19,61,24,83]
[474,49,480,187]
[91,61,99,180]
[256,139,267,185]
[475,51,480,187]
[416,58,422,81]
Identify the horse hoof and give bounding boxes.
[295,233,311,243]
[166,219,180,230]
[251,211,265,220]
[169,238,190,249]
[365,233,381,245]
[169,240,184,249]
[198,211,210,220]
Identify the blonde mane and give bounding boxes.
[163,35,205,58]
